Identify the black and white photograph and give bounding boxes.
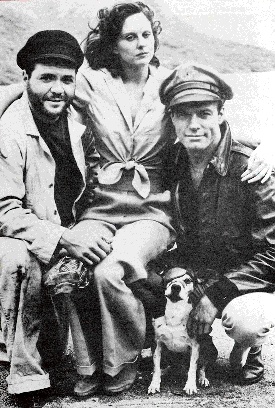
[0,1,275,407]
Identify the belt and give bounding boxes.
[98,160,162,198]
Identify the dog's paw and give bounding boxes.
[199,376,210,388]
[183,381,197,395]
[148,381,160,394]
[198,367,210,388]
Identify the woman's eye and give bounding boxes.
[125,35,135,41]
[143,32,152,38]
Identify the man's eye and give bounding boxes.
[200,111,211,118]
[176,111,188,118]
[62,77,74,85]
[40,76,53,82]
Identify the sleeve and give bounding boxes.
[76,124,100,218]
[0,125,66,264]
[70,68,95,126]
[0,83,24,117]
[205,174,275,312]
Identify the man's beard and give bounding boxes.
[26,84,70,121]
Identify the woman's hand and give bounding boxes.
[59,228,113,267]
[0,83,24,117]
[241,144,274,184]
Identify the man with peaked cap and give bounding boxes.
[160,63,275,385]
[0,30,110,394]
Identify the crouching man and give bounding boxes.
[0,30,109,394]
[160,63,275,385]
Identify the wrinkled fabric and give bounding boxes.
[73,64,175,228]
[0,92,91,393]
[68,219,173,376]
[170,121,275,310]
[0,238,50,394]
[222,293,275,347]
[0,92,90,264]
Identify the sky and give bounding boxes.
[157,0,275,52]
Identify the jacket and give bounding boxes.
[70,63,175,231]
[0,92,96,264]
[170,121,275,312]
[73,63,175,199]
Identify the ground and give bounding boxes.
[1,321,275,408]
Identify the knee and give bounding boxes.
[0,238,31,274]
[221,294,275,347]
[93,257,124,289]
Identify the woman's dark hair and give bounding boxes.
[83,2,162,77]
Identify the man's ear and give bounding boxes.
[22,70,29,83]
[218,106,225,125]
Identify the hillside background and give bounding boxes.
[1,0,275,147]
[1,0,275,84]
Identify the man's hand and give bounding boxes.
[59,228,112,267]
[187,295,218,338]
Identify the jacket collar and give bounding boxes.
[209,120,232,176]
[101,65,161,132]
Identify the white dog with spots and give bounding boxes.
[148,267,212,396]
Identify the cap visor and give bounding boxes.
[170,90,221,107]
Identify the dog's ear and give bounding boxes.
[186,268,197,284]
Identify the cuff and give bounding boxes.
[204,277,240,313]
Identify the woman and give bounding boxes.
[0,2,272,396]
[68,2,176,396]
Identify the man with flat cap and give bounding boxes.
[160,63,275,385]
[0,30,109,394]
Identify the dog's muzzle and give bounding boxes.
[167,283,183,302]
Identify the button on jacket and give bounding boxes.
[0,92,90,264]
[170,121,275,312]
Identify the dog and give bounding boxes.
[148,267,212,396]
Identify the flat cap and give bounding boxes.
[160,62,233,108]
[17,30,84,71]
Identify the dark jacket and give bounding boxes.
[169,121,275,313]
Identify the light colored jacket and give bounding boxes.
[74,64,175,199]
[0,92,88,264]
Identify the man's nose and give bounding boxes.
[189,114,200,130]
[50,80,64,94]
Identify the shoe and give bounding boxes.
[103,363,137,395]
[230,345,264,385]
[241,346,264,385]
[74,372,101,398]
